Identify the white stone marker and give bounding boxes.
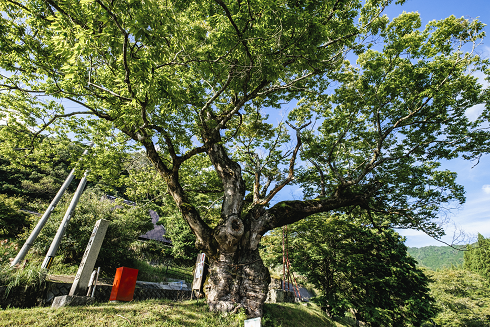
[244,317,261,327]
[69,219,110,296]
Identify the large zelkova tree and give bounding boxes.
[0,0,488,317]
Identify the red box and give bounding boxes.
[110,267,139,301]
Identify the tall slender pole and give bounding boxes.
[41,170,89,270]
[10,144,94,267]
[282,226,286,291]
[285,225,290,292]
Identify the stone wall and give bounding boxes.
[1,281,191,309]
[0,284,48,309]
[265,278,296,304]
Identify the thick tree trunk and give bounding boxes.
[140,123,370,318]
[206,248,270,318]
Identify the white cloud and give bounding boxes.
[482,45,490,59]
[472,70,489,88]
[483,185,490,194]
[466,103,485,121]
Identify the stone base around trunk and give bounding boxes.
[265,289,295,303]
[51,295,95,308]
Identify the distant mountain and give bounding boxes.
[407,245,465,270]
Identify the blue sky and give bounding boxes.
[384,0,490,247]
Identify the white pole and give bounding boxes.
[10,143,94,267]
[41,170,89,270]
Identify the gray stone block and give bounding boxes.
[265,289,296,303]
[51,295,95,309]
[69,219,110,296]
[269,278,282,290]
[266,289,284,303]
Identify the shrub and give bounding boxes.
[0,194,30,238]
[26,188,154,274]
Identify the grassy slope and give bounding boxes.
[0,300,348,327]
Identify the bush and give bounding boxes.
[0,239,19,266]
[25,188,154,274]
[0,263,47,298]
[0,194,30,238]
[130,239,172,264]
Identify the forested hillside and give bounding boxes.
[408,245,465,270]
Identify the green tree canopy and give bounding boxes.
[0,0,488,317]
[261,216,438,326]
[464,233,490,280]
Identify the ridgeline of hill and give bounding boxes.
[407,245,465,270]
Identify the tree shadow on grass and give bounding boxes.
[262,303,338,327]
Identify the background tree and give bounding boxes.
[407,245,465,270]
[0,0,488,317]
[464,233,490,280]
[0,126,81,206]
[426,267,490,327]
[261,215,438,326]
[0,194,30,238]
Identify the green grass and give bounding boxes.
[262,302,351,327]
[0,299,349,327]
[133,260,193,284]
[0,263,47,298]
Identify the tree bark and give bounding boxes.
[206,248,270,318]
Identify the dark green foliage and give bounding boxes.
[0,129,82,206]
[464,234,490,280]
[26,188,153,273]
[408,245,465,270]
[159,213,200,266]
[0,239,19,266]
[0,194,30,238]
[262,216,438,326]
[131,239,172,264]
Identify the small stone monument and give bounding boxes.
[52,219,110,308]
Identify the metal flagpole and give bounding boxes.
[41,170,90,270]
[10,143,94,267]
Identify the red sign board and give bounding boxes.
[110,267,138,301]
